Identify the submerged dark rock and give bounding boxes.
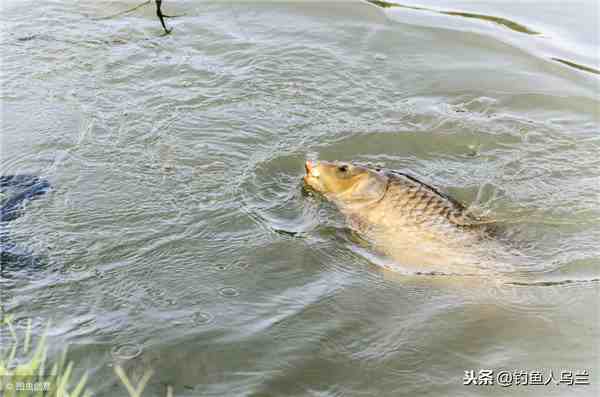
[1,175,51,271]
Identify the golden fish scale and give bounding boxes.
[383,174,474,229]
[334,171,502,274]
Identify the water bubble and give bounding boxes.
[215,264,228,271]
[161,164,176,173]
[111,343,142,360]
[143,285,177,307]
[193,312,214,325]
[218,287,239,297]
[15,317,33,328]
[165,298,177,306]
[70,263,87,272]
[146,286,166,299]
[466,144,480,158]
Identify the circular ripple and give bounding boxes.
[111,343,142,360]
[144,286,167,301]
[218,287,239,297]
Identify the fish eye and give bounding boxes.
[337,165,349,173]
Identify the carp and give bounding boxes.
[303,160,504,275]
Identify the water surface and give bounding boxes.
[1,1,599,396]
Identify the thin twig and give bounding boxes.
[94,0,179,35]
[155,0,172,34]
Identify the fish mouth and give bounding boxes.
[305,160,312,174]
[304,160,320,178]
[303,160,322,189]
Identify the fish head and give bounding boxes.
[303,160,388,206]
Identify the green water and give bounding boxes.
[1,1,599,396]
